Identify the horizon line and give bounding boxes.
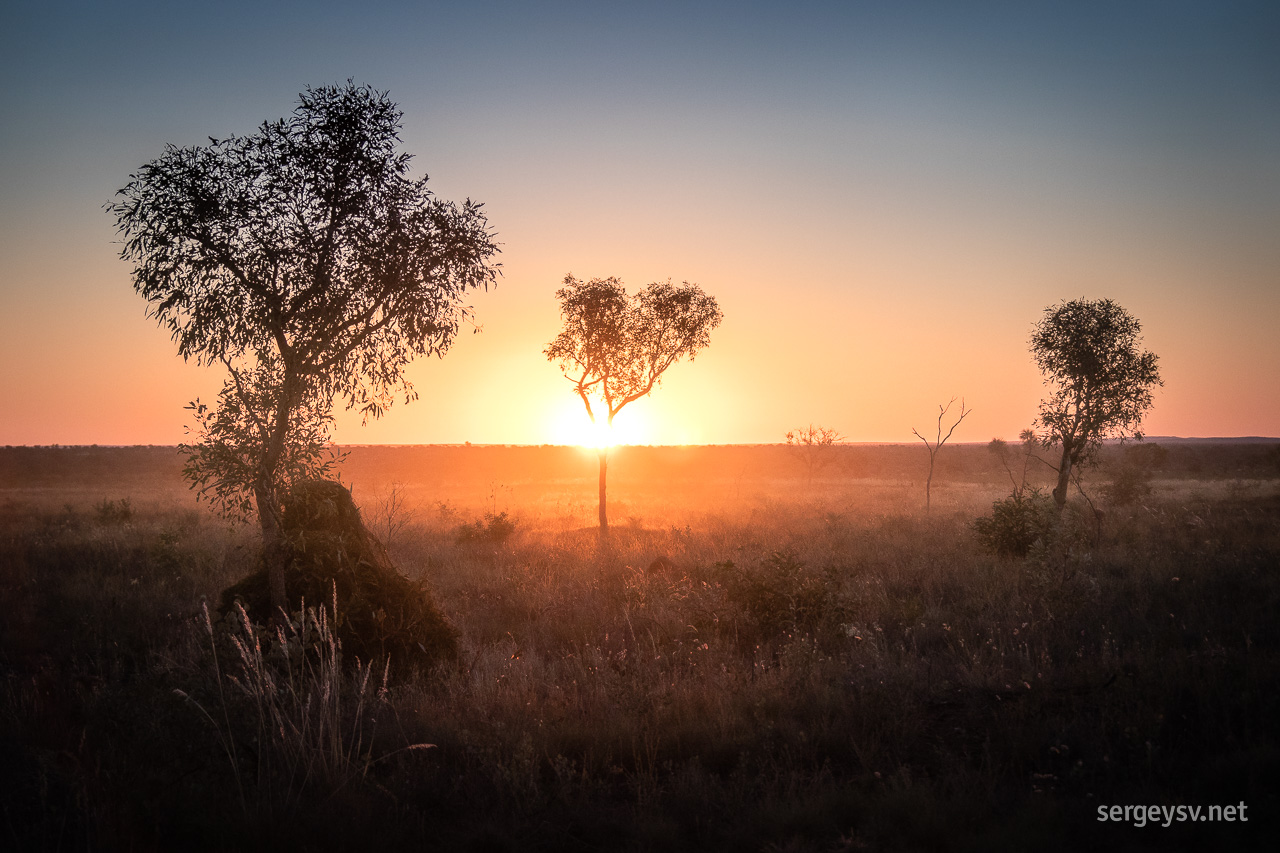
[5,436,1278,450]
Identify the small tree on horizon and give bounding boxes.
[545,275,722,534]
[1030,298,1162,510]
[785,424,845,483]
[108,82,501,615]
[912,398,970,513]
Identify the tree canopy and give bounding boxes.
[110,82,499,423]
[108,81,501,610]
[1030,297,1161,508]
[545,276,722,431]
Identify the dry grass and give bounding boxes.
[2,443,1278,850]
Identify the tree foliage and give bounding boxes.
[1030,298,1161,509]
[108,82,500,610]
[179,360,336,523]
[545,275,722,531]
[546,276,722,427]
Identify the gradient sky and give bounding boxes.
[3,0,1278,445]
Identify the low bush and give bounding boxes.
[93,497,133,525]
[718,551,846,644]
[971,487,1057,557]
[455,510,517,544]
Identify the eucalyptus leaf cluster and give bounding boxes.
[110,82,499,423]
[180,358,340,523]
[545,275,722,426]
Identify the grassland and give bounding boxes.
[2,442,1278,851]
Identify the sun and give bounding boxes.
[547,399,650,447]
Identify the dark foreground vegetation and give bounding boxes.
[2,443,1278,851]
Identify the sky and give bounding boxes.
[2,0,1278,446]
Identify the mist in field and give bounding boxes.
[3,442,1277,850]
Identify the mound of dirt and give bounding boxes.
[220,480,457,670]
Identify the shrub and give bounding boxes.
[1102,464,1153,505]
[455,511,517,545]
[971,488,1056,557]
[718,551,844,643]
[1017,503,1099,609]
[94,497,133,525]
[1103,442,1166,505]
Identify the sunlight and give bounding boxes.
[548,398,651,447]
[584,418,615,449]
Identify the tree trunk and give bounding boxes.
[258,372,296,619]
[1052,444,1073,510]
[255,479,288,617]
[924,450,935,514]
[597,447,609,534]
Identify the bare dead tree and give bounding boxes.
[912,398,971,513]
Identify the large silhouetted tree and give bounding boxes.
[1030,298,1161,510]
[108,82,500,614]
[545,275,722,533]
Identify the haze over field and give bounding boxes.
[3,1,1278,445]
